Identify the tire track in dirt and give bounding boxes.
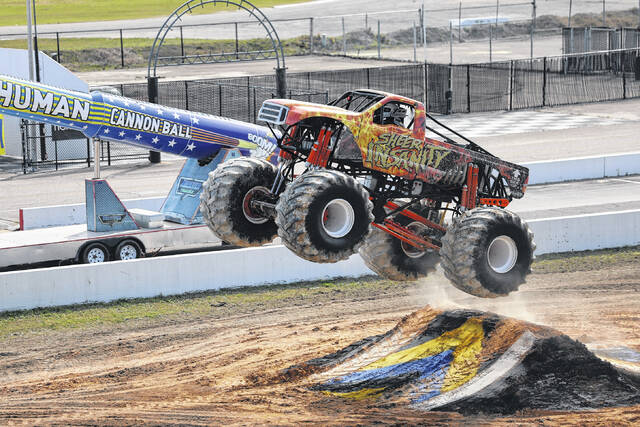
[0,265,639,425]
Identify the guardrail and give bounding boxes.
[524,152,640,185]
[0,245,371,312]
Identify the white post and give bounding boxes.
[531,0,536,59]
[25,0,34,80]
[413,21,417,62]
[377,20,381,59]
[568,0,573,27]
[490,25,493,63]
[458,2,462,43]
[449,21,453,64]
[342,17,346,55]
[570,27,574,54]
[93,138,100,179]
[423,1,427,62]
[602,0,606,27]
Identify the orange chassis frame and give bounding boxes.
[373,165,509,251]
[291,119,511,253]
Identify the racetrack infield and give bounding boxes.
[1,248,640,425]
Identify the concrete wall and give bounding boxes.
[0,246,371,312]
[2,209,639,313]
[524,152,640,185]
[528,209,640,255]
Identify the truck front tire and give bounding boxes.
[200,158,278,247]
[440,207,535,297]
[275,170,373,263]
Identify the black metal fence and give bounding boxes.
[563,27,640,54]
[115,66,426,124]
[428,47,640,114]
[114,48,640,121]
[116,78,328,123]
[23,47,640,172]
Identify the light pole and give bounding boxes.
[530,0,536,59]
[32,0,40,82]
[26,0,34,80]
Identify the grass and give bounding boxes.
[0,276,403,339]
[1,245,638,339]
[3,0,309,26]
[0,35,307,52]
[0,35,311,72]
[533,245,640,274]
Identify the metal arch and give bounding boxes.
[147,0,285,77]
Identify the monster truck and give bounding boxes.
[200,90,535,298]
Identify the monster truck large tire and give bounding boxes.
[200,157,277,247]
[359,207,441,281]
[275,170,373,263]
[440,207,535,298]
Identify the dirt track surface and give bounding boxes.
[1,260,640,425]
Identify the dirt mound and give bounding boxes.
[296,307,640,414]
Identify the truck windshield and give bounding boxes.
[329,91,384,112]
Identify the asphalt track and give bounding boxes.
[0,0,637,40]
[511,176,640,219]
[1,97,639,228]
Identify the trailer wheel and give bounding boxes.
[200,157,278,247]
[275,170,373,263]
[115,239,143,261]
[81,242,110,264]
[440,207,535,298]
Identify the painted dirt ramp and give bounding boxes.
[301,307,640,414]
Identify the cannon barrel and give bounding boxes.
[0,74,278,160]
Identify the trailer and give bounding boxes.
[0,219,221,271]
[0,153,244,271]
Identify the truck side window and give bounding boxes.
[373,102,415,130]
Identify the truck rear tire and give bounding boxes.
[200,157,278,247]
[440,207,535,298]
[359,224,440,281]
[359,207,442,281]
[275,170,373,263]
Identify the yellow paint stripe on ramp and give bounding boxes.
[323,387,386,400]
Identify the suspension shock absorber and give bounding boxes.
[461,163,479,211]
[306,125,333,167]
